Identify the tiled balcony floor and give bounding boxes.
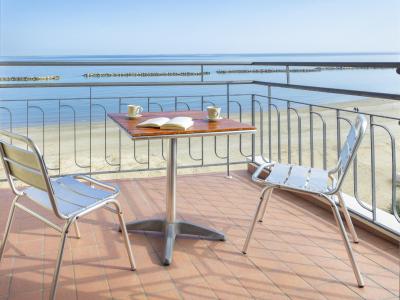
[0,170,398,300]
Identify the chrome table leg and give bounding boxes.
[125,138,225,265]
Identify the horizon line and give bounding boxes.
[1,51,399,59]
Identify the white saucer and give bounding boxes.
[207,116,223,122]
[128,114,142,119]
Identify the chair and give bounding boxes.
[0,130,136,299]
[242,114,367,287]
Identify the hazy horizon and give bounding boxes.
[2,51,400,60]
[1,1,399,57]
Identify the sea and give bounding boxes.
[0,52,399,126]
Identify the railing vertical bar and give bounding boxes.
[89,87,92,175]
[287,101,291,164]
[174,96,178,111]
[26,100,29,149]
[201,96,204,166]
[118,98,122,171]
[286,65,290,84]
[58,100,61,175]
[310,105,314,167]
[322,118,327,170]
[226,83,231,177]
[336,109,341,158]
[251,94,256,163]
[298,109,302,165]
[277,106,281,163]
[370,116,376,221]
[268,86,272,162]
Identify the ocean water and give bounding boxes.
[0,53,399,126]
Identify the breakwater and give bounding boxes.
[0,75,60,81]
[216,66,383,74]
[82,71,210,78]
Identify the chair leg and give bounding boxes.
[49,221,71,300]
[242,186,272,254]
[258,188,273,222]
[330,202,364,287]
[111,201,136,271]
[0,195,19,262]
[337,192,359,243]
[73,220,81,239]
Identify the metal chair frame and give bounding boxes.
[242,115,367,288]
[0,130,136,300]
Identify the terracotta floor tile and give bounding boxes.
[314,281,361,300]
[0,171,397,299]
[0,274,11,297]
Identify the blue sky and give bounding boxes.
[0,0,399,56]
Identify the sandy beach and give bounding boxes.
[1,97,399,212]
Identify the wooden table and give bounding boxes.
[108,111,256,265]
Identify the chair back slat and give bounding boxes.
[335,115,367,189]
[0,130,66,219]
[1,142,42,169]
[0,142,48,191]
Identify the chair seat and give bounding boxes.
[266,164,330,193]
[24,176,116,217]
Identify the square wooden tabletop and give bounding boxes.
[108,111,256,140]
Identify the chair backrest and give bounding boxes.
[0,130,64,218]
[332,114,367,192]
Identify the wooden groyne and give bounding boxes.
[0,75,60,82]
[83,71,210,78]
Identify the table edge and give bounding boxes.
[108,115,257,140]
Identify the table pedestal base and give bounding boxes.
[125,219,225,265]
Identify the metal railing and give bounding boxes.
[0,60,399,235]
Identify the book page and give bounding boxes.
[160,117,193,130]
[137,117,170,128]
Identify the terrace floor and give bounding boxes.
[0,170,398,300]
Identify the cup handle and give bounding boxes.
[139,106,143,113]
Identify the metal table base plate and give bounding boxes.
[125,219,225,265]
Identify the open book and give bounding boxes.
[137,117,194,130]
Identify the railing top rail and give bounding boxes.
[0,61,399,68]
[0,80,254,89]
[1,79,399,101]
[252,81,400,101]
[0,93,252,102]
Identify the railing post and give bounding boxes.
[200,65,204,82]
[251,94,256,163]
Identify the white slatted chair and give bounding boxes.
[0,130,136,300]
[242,114,367,287]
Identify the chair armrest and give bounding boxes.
[252,162,275,184]
[326,173,338,194]
[74,175,120,194]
